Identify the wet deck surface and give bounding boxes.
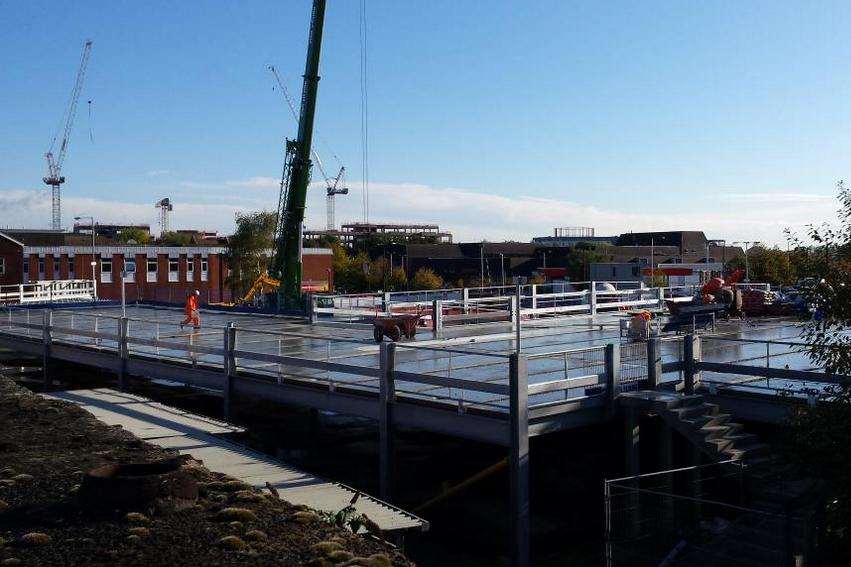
[5,304,819,411]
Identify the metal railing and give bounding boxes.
[0,279,96,305]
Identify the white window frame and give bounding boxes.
[168,258,179,282]
[187,256,195,281]
[101,257,112,283]
[38,258,45,278]
[146,258,158,283]
[53,257,61,278]
[68,258,74,276]
[200,258,209,282]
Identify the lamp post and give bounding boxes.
[733,241,761,283]
[74,216,97,298]
[500,252,505,286]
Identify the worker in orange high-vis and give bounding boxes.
[180,290,201,330]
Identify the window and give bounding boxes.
[200,258,209,282]
[68,258,74,276]
[101,257,112,283]
[0,257,5,276]
[146,257,158,283]
[168,258,179,282]
[22,258,28,277]
[123,258,135,282]
[38,258,45,277]
[53,257,60,279]
[187,256,195,281]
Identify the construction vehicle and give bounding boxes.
[268,0,328,310]
[240,274,281,306]
[43,40,93,230]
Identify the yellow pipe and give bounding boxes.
[413,457,508,514]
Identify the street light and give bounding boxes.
[499,252,505,286]
[733,241,762,283]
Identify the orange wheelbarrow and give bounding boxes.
[372,313,422,343]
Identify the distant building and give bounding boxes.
[0,230,333,303]
[73,223,152,241]
[305,222,453,245]
[533,227,617,247]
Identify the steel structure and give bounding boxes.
[269,65,348,231]
[43,40,93,230]
[270,0,327,308]
[155,198,173,235]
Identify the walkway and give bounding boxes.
[44,388,427,533]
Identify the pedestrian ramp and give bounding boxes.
[44,388,427,533]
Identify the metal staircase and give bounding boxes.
[618,390,821,566]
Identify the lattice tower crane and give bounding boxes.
[43,40,93,230]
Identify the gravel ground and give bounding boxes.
[0,375,412,566]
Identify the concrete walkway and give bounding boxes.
[45,388,426,533]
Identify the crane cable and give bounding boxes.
[359,0,370,224]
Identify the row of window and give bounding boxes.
[22,256,209,284]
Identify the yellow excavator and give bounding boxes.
[239,274,281,305]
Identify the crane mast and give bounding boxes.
[44,40,93,231]
[270,0,326,309]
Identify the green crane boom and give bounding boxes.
[271,0,327,309]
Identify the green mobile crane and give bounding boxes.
[270,0,327,310]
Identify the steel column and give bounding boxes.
[379,341,396,502]
[605,343,621,413]
[42,310,52,389]
[509,353,529,567]
[647,337,662,389]
[117,317,129,390]
[223,322,236,420]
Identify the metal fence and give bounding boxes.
[604,460,797,567]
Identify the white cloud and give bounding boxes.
[146,169,170,177]
[225,176,279,189]
[0,182,834,246]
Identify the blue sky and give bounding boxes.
[1,1,847,244]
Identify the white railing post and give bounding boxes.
[590,282,598,317]
[531,284,538,311]
[432,300,443,337]
[462,287,470,314]
[18,284,23,304]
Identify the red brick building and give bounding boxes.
[0,230,333,304]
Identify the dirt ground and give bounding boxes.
[0,375,411,566]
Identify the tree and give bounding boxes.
[411,267,444,290]
[785,181,851,560]
[224,211,276,297]
[117,227,150,244]
[159,231,194,246]
[563,243,612,281]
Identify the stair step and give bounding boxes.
[736,442,772,459]
[672,403,719,419]
[705,437,735,452]
[684,412,732,428]
[698,425,735,440]
[721,432,758,444]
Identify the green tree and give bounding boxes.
[224,211,276,297]
[411,267,444,290]
[117,227,151,244]
[564,243,612,281]
[159,231,194,246]
[749,246,797,286]
[785,181,851,560]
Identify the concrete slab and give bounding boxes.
[44,388,426,533]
